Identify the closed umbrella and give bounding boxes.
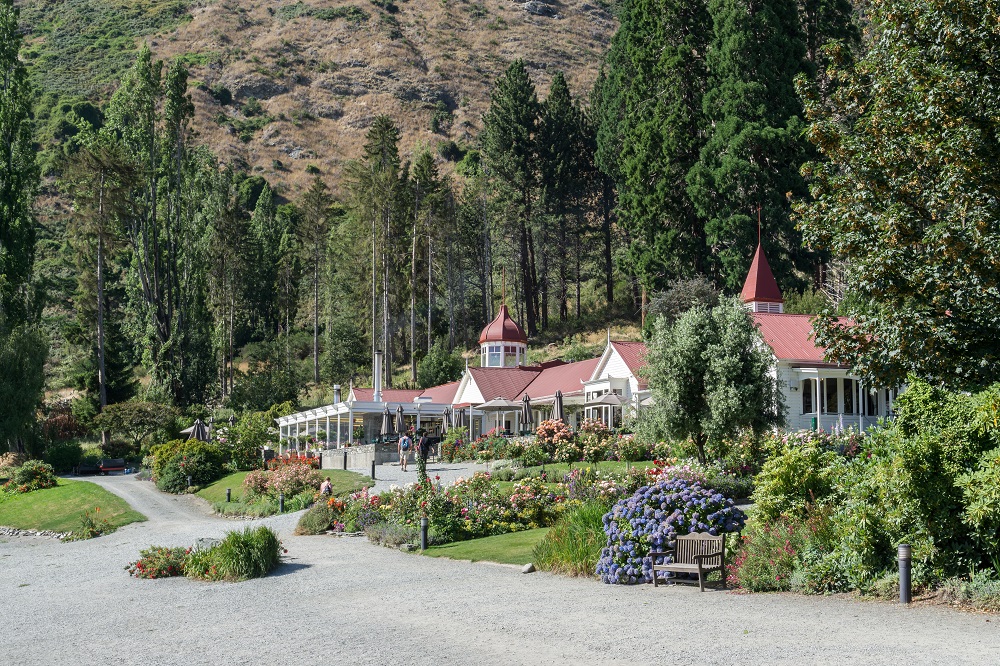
[553,390,564,423]
[442,407,451,434]
[381,406,391,439]
[456,408,466,429]
[187,419,210,442]
[521,394,532,431]
[395,405,405,435]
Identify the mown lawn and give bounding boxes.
[422,528,550,565]
[197,469,371,504]
[0,479,146,534]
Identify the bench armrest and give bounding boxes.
[648,550,674,559]
[691,552,723,562]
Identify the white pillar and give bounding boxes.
[336,411,342,447]
[348,407,354,445]
[814,375,822,432]
[858,380,864,434]
[416,407,421,432]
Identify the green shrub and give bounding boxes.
[186,526,284,581]
[153,439,226,494]
[533,500,609,577]
[752,441,843,521]
[126,546,189,579]
[44,440,83,473]
[3,460,58,493]
[364,522,420,548]
[493,468,515,481]
[957,446,1000,571]
[295,502,334,535]
[731,507,835,592]
[940,571,1000,612]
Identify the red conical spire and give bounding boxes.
[479,304,528,344]
[741,244,783,305]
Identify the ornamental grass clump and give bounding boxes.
[186,526,284,581]
[534,500,610,576]
[595,478,746,585]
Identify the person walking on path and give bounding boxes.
[416,431,432,479]
[398,431,412,472]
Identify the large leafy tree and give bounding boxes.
[639,297,783,463]
[688,0,811,290]
[797,0,1000,390]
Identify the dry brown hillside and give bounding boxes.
[142,0,616,193]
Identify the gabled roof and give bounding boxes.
[418,381,460,404]
[741,244,784,304]
[478,304,528,344]
[609,341,647,378]
[517,357,600,399]
[752,313,830,363]
[467,366,541,401]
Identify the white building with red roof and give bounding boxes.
[743,244,897,432]
[275,246,893,455]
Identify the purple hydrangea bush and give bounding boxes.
[595,478,747,584]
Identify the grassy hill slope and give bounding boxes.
[20,0,616,193]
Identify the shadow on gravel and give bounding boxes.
[269,562,312,578]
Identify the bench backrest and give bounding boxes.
[675,532,725,566]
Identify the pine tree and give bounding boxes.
[0,0,38,324]
[602,0,713,291]
[688,0,811,291]
[0,0,46,452]
[299,176,333,385]
[482,60,540,334]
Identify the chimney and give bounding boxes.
[373,350,383,403]
[333,384,341,404]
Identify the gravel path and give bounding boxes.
[1,476,997,665]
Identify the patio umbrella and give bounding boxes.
[589,393,623,406]
[521,394,532,430]
[187,419,210,442]
[553,390,564,422]
[442,407,451,434]
[456,408,466,429]
[395,405,405,435]
[381,406,391,438]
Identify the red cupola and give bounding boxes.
[479,304,528,367]
[478,304,528,344]
[741,244,784,313]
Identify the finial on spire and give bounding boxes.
[757,205,762,245]
[501,265,506,306]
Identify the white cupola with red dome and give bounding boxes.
[479,304,528,367]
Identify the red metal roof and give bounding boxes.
[418,381,460,404]
[741,244,784,304]
[478,304,528,344]
[517,357,600,400]
[467,366,541,401]
[752,313,829,362]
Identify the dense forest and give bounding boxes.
[3,0,1000,453]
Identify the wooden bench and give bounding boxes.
[650,532,727,592]
[76,463,101,476]
[99,459,126,475]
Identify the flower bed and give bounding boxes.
[595,478,746,584]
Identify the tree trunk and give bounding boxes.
[427,227,433,354]
[410,209,418,384]
[97,230,109,448]
[313,254,320,384]
[519,215,536,335]
[694,432,708,465]
[602,179,615,309]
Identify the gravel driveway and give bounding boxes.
[1,475,997,665]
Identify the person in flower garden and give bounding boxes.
[398,429,412,472]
